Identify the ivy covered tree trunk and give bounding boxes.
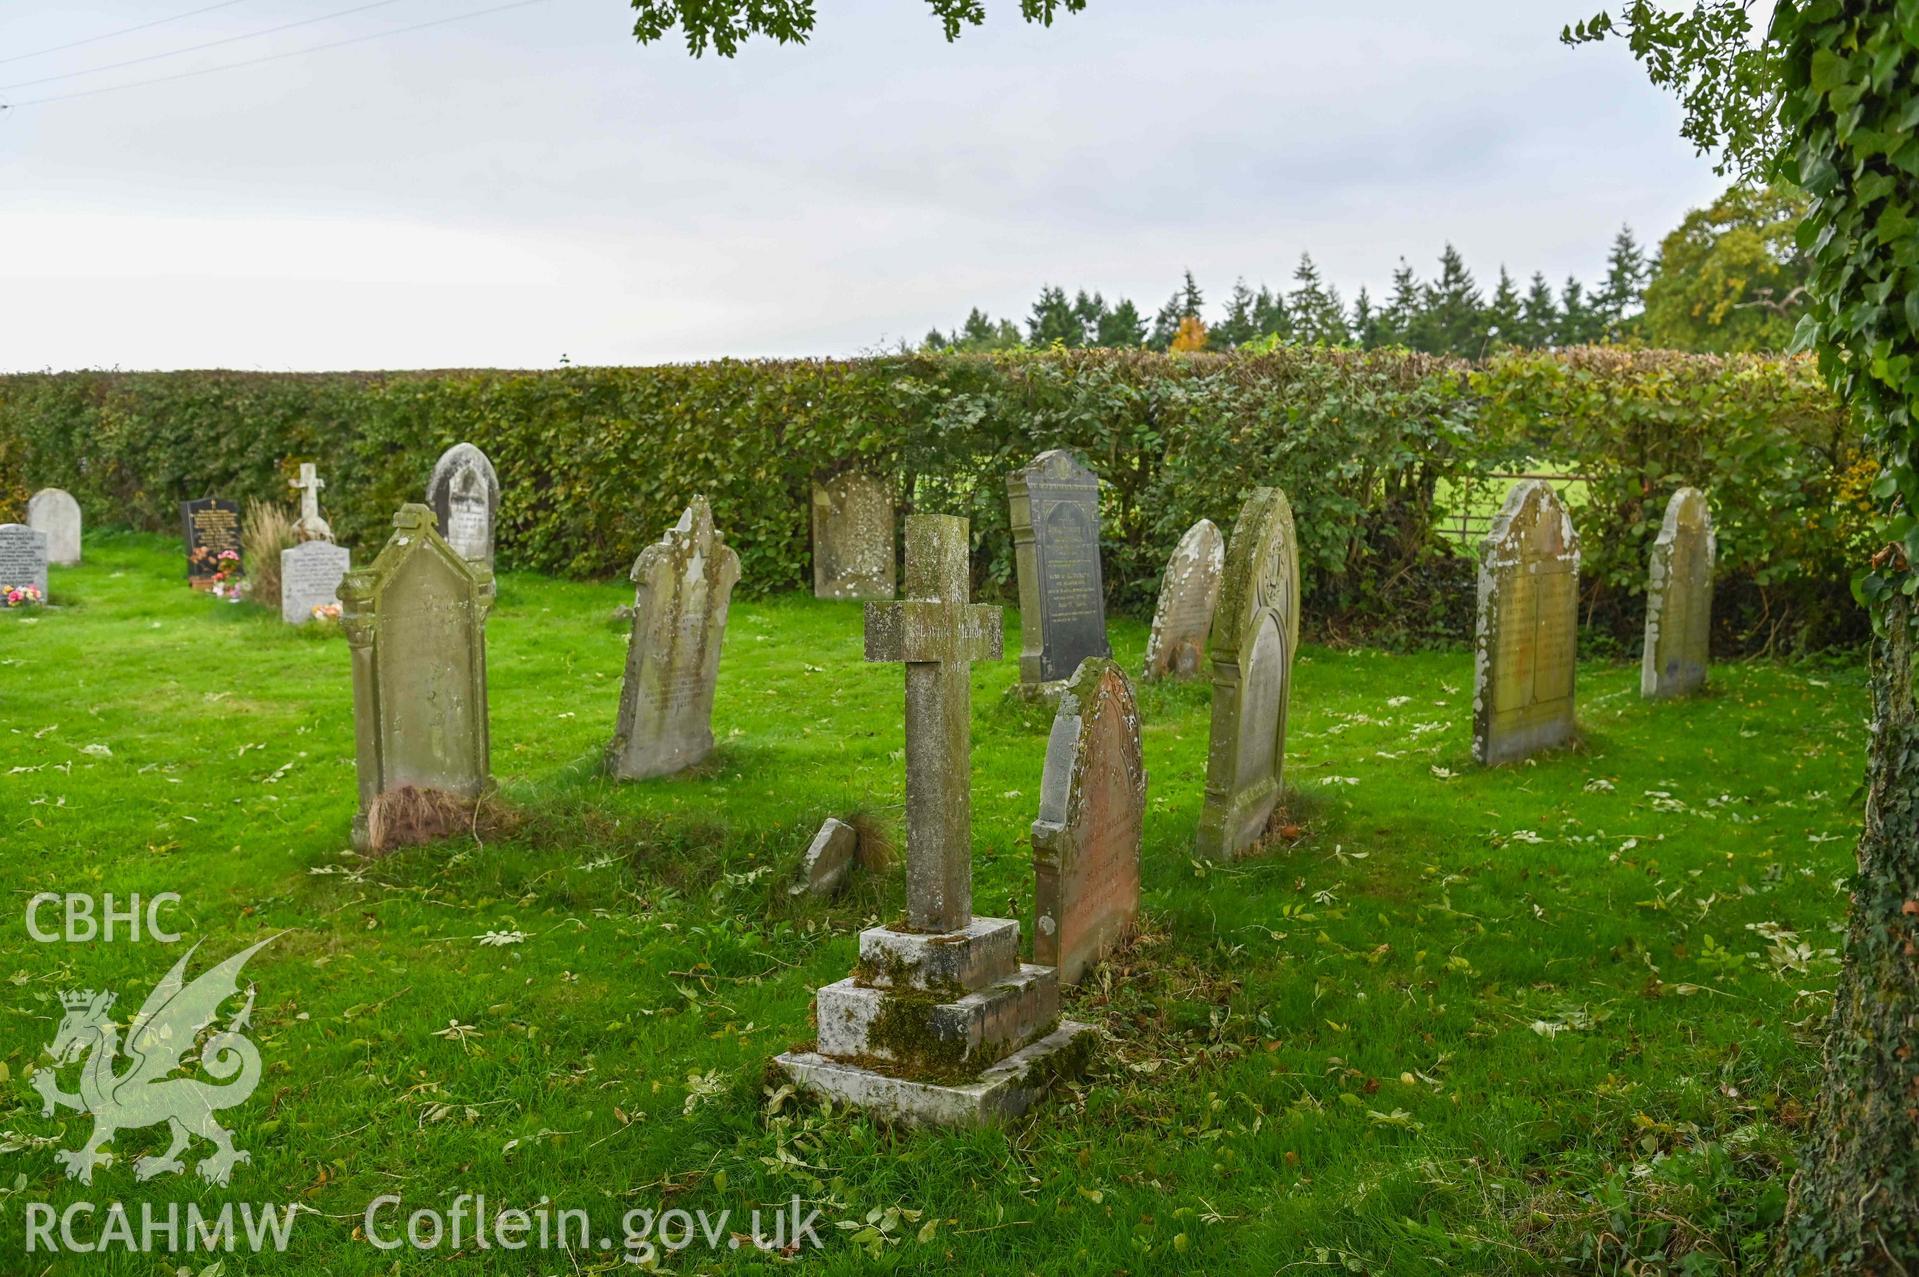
[1785,604,1919,1272]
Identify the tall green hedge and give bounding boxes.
[0,347,1865,650]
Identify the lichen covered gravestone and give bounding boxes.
[280,540,351,624]
[1032,657,1145,984]
[1473,479,1580,765]
[1641,487,1714,699]
[1143,518,1224,681]
[288,463,334,543]
[605,496,740,781]
[338,504,495,851]
[776,514,1092,1125]
[0,524,50,599]
[790,817,860,898]
[1195,488,1301,861]
[27,489,81,566]
[1007,450,1111,689]
[181,498,241,589]
[811,471,895,600]
[425,443,500,569]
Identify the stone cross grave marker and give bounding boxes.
[811,471,895,600]
[1007,450,1111,688]
[1032,657,1145,983]
[338,504,495,851]
[27,489,82,566]
[280,540,351,624]
[288,463,333,543]
[1143,517,1224,681]
[425,442,500,569]
[776,514,1092,1125]
[0,524,50,599]
[1472,479,1580,765]
[605,496,741,781]
[1642,487,1714,699]
[1195,488,1301,861]
[181,498,241,589]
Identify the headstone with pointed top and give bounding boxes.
[777,514,1092,1125]
[1143,518,1224,681]
[425,443,500,569]
[338,504,495,851]
[1473,479,1580,764]
[1033,657,1145,983]
[605,496,741,781]
[812,471,895,600]
[26,489,81,566]
[288,463,334,543]
[1641,487,1713,699]
[1195,488,1301,861]
[1007,450,1111,690]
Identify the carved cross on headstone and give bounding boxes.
[289,463,332,542]
[864,514,1002,933]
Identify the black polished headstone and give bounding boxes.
[1007,450,1111,685]
[181,497,241,589]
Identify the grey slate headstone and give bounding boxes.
[1006,450,1111,687]
[280,540,351,624]
[0,524,50,599]
[425,442,500,569]
[26,489,81,566]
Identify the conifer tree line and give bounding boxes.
[923,230,1657,357]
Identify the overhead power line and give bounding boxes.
[0,0,414,92]
[0,0,256,68]
[0,0,552,110]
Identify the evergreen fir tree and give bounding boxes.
[1098,299,1146,347]
[1071,290,1110,345]
[1252,286,1290,341]
[1350,287,1382,348]
[1027,285,1082,347]
[1521,272,1560,348]
[1379,260,1422,348]
[1418,243,1487,356]
[1558,276,1598,345]
[1147,269,1206,351]
[1288,253,1347,345]
[1214,279,1259,349]
[1485,268,1523,351]
[1596,225,1651,341]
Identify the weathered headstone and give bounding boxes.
[1194,488,1301,861]
[280,540,351,624]
[605,496,741,781]
[0,524,50,600]
[1642,487,1714,699]
[1007,450,1111,688]
[777,514,1091,1125]
[425,443,500,569]
[811,471,895,600]
[790,817,860,897]
[181,498,241,590]
[26,489,81,566]
[338,504,495,852]
[288,463,334,543]
[1032,657,1145,984]
[1142,518,1224,681]
[1473,479,1580,765]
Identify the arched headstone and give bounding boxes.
[1143,518,1224,681]
[1642,487,1714,699]
[1006,450,1111,689]
[27,489,81,566]
[1194,488,1300,861]
[1473,479,1580,764]
[425,443,500,569]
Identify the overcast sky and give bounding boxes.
[0,0,1724,372]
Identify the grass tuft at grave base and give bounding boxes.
[0,533,1866,1274]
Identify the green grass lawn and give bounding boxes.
[0,532,1866,1274]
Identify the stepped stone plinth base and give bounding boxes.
[778,916,1092,1126]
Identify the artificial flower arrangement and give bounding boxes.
[208,549,246,601]
[310,602,342,622]
[2,584,43,608]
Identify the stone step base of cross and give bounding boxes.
[775,1021,1094,1127]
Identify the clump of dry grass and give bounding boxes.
[364,784,517,855]
[241,500,299,609]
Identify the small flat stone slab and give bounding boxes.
[790,817,859,897]
[775,1019,1094,1127]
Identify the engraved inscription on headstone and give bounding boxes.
[1642,487,1714,699]
[26,489,82,566]
[1143,518,1224,681]
[1007,450,1111,686]
[812,471,896,600]
[606,496,741,781]
[1473,479,1580,765]
[181,498,241,589]
[425,443,500,568]
[0,524,50,598]
[280,540,351,624]
[1194,488,1301,861]
[1033,657,1145,984]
